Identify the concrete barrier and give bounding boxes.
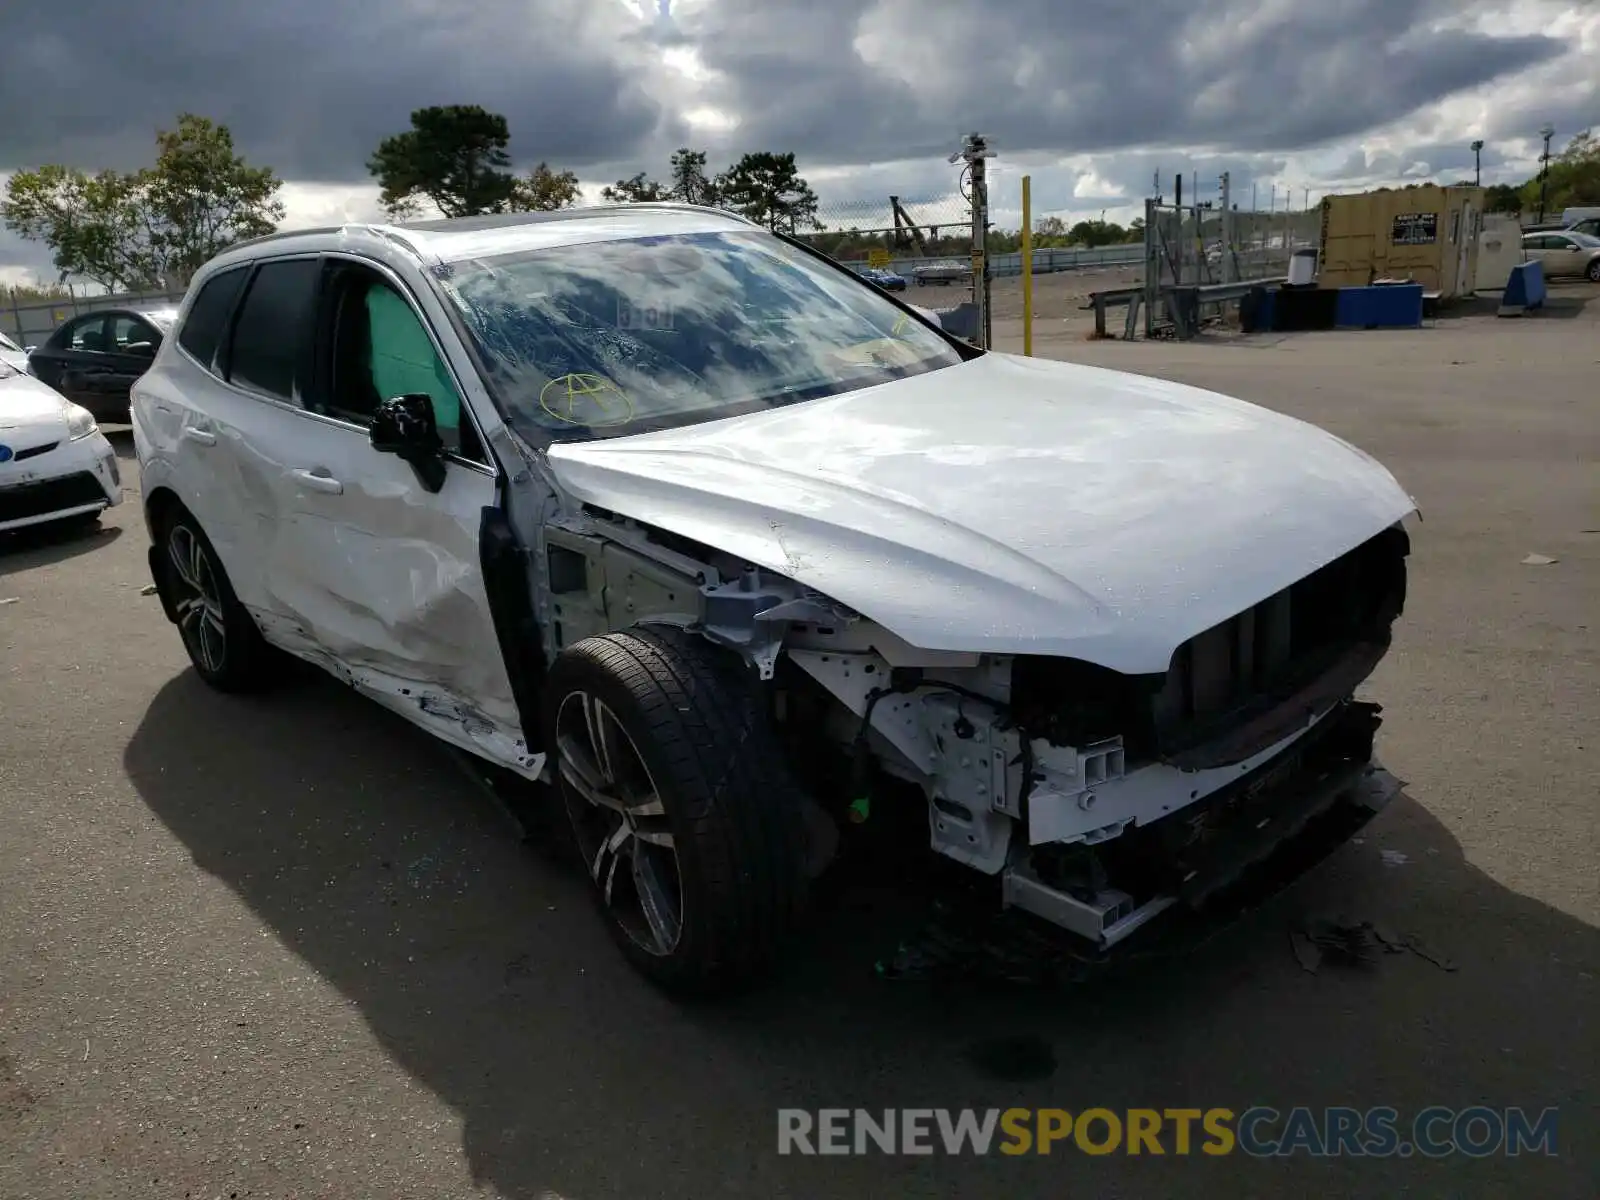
[1497,261,1546,317]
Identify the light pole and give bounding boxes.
[1537,124,1555,223]
[1470,139,1484,186]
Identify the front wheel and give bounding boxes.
[544,626,812,995]
[156,509,282,692]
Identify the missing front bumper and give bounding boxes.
[1002,702,1402,950]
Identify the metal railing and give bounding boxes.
[1084,277,1287,339]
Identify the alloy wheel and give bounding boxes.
[166,524,227,676]
[555,689,684,956]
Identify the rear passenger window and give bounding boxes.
[226,259,320,403]
[177,267,248,371]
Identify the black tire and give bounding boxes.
[1587,259,1600,282]
[154,507,283,693]
[543,626,811,996]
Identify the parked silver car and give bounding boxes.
[1521,230,1600,281]
[912,260,973,286]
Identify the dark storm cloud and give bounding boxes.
[1481,77,1600,147]
[679,0,1562,165]
[0,0,1573,192]
[0,0,683,178]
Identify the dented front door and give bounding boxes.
[251,254,527,770]
[260,414,525,764]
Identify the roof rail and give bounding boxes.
[221,225,348,254]
[397,200,763,233]
[217,203,766,261]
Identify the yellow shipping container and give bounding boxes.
[1318,185,1485,299]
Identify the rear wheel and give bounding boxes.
[1586,258,1600,282]
[544,626,811,995]
[156,508,282,692]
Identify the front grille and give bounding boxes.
[0,471,105,522]
[13,442,59,462]
[1149,526,1407,759]
[1010,525,1410,765]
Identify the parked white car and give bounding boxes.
[132,203,1416,994]
[0,330,29,373]
[1,357,123,533]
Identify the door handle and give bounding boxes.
[180,426,217,446]
[290,468,344,495]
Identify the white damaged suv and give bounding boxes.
[132,204,1415,993]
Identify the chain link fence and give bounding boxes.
[800,192,974,283]
[1146,201,1320,289]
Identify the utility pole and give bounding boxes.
[953,132,995,348]
[1471,139,1484,186]
[1537,124,1555,223]
[1193,172,1202,283]
[1142,196,1159,338]
[1220,172,1234,283]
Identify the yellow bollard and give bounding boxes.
[1021,175,1033,356]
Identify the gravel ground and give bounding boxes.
[1,285,1595,1199]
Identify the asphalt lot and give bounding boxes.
[2,286,1596,1199]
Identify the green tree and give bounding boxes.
[715,152,820,232]
[367,105,518,219]
[601,171,668,202]
[1482,183,1521,214]
[1,113,283,291]
[145,115,285,280]
[1066,219,1129,248]
[667,148,718,206]
[1520,130,1600,214]
[511,161,582,211]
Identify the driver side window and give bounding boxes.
[108,315,158,352]
[317,263,481,462]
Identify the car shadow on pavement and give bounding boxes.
[123,669,1597,1199]
[0,519,122,572]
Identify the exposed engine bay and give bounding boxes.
[534,502,1411,952]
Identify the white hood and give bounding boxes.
[0,370,72,447]
[546,352,1416,673]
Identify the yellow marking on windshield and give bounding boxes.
[538,373,636,426]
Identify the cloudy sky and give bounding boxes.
[1,0,1596,288]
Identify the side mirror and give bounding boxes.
[370,393,447,493]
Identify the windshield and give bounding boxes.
[1569,232,1600,248]
[0,330,20,352]
[430,230,964,442]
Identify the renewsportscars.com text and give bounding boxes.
[777,1106,1559,1158]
